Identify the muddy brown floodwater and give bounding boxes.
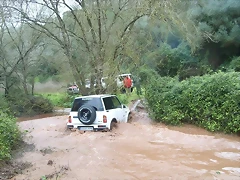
[10,108,240,180]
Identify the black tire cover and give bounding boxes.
[77,105,96,125]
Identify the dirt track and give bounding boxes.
[8,109,240,180]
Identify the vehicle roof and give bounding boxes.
[74,94,115,99]
[101,74,131,79]
[118,73,131,76]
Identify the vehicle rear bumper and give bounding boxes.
[67,123,109,131]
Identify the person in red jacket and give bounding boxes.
[123,76,132,94]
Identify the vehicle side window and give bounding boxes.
[119,76,124,81]
[111,96,122,108]
[103,97,114,110]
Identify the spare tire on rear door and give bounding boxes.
[78,105,96,125]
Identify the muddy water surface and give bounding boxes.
[12,110,240,180]
[17,108,71,122]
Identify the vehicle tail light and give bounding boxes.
[103,115,107,123]
[68,116,72,123]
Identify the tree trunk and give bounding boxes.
[22,78,29,95]
[30,77,35,95]
[4,77,9,97]
[94,67,104,94]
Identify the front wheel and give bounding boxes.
[127,113,132,123]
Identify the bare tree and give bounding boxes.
[0,1,23,96]
[0,0,44,96]
[5,0,149,94]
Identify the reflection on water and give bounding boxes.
[222,167,240,176]
[215,152,240,161]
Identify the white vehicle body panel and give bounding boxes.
[101,74,134,89]
[67,94,130,131]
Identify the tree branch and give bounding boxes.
[113,14,145,60]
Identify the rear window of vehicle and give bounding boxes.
[71,97,104,111]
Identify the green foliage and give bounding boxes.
[0,96,10,113]
[7,94,54,117]
[228,56,240,72]
[145,71,240,133]
[138,41,211,79]
[35,58,60,83]
[190,0,240,45]
[0,110,21,160]
[142,43,180,77]
[30,96,54,114]
[144,0,240,71]
[137,66,159,87]
[187,0,240,67]
[41,93,79,108]
[40,176,47,180]
[41,91,139,109]
[117,90,140,105]
[42,91,139,108]
[117,94,129,105]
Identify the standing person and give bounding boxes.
[123,75,132,95]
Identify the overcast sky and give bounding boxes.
[28,0,79,17]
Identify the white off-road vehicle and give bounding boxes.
[67,94,131,131]
[101,74,134,93]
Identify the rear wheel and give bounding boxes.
[110,120,117,131]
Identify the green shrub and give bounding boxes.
[0,96,10,113]
[137,66,159,87]
[117,92,139,105]
[145,71,240,133]
[0,110,21,160]
[41,93,79,108]
[42,92,139,108]
[117,94,129,105]
[29,96,53,114]
[228,56,240,72]
[8,95,54,116]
